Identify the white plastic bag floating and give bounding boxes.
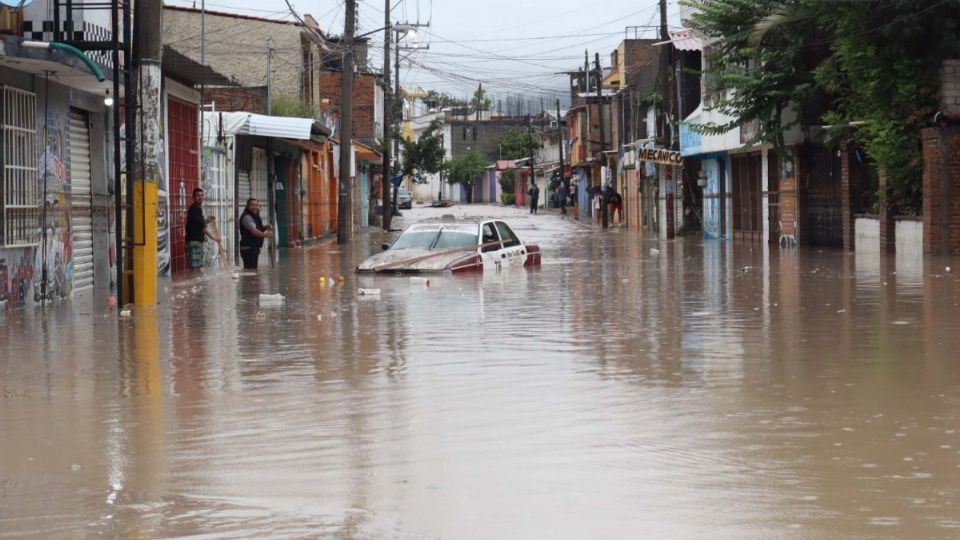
[259,293,285,306]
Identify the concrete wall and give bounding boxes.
[164,6,307,104]
[896,218,923,257]
[855,217,880,253]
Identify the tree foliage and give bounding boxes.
[271,96,314,119]
[446,150,488,185]
[493,127,541,160]
[400,119,446,184]
[423,90,467,110]
[683,0,960,212]
[471,86,492,112]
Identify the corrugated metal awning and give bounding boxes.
[666,30,703,51]
[205,112,315,142]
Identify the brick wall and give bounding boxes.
[318,70,380,145]
[942,60,960,115]
[203,86,268,114]
[922,127,960,255]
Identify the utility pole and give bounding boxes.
[392,29,401,215]
[381,0,392,230]
[132,0,163,305]
[527,114,536,209]
[474,82,482,135]
[556,98,567,210]
[659,0,676,239]
[337,0,356,244]
[596,52,608,229]
[266,39,274,114]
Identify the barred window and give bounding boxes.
[1,86,40,247]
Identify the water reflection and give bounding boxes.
[2,208,959,539]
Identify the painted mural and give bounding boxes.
[35,104,71,302]
[703,159,721,239]
[0,249,35,310]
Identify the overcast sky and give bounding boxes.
[165,0,683,110]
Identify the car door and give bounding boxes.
[479,221,505,271]
[495,221,527,267]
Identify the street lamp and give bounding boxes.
[103,89,114,107]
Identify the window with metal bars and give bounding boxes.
[1,86,40,248]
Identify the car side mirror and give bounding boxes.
[381,242,390,251]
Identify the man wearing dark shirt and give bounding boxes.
[185,188,220,269]
[238,198,273,270]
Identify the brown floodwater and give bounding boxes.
[2,205,960,539]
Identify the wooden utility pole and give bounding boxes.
[393,31,401,214]
[556,98,567,210]
[527,114,536,208]
[381,0,393,230]
[337,0,356,244]
[132,0,163,304]
[596,52,609,229]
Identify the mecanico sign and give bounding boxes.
[637,147,683,167]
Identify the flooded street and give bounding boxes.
[3,204,960,539]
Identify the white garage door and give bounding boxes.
[69,109,94,292]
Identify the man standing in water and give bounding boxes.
[239,198,274,270]
[528,182,540,214]
[185,188,221,269]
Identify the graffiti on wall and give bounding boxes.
[35,105,71,302]
[703,159,721,239]
[0,250,35,309]
[157,113,170,276]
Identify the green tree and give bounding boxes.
[493,127,541,160]
[683,0,829,150]
[424,90,467,110]
[684,0,960,213]
[401,119,446,184]
[446,150,488,185]
[470,86,492,112]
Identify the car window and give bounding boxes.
[495,222,521,248]
[434,230,478,250]
[481,223,501,252]
[391,231,438,250]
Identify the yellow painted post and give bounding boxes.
[133,181,158,305]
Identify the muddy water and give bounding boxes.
[2,206,960,539]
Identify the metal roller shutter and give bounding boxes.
[69,109,94,291]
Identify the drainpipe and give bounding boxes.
[22,41,106,82]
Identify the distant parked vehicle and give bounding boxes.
[392,186,412,209]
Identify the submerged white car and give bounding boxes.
[357,218,542,274]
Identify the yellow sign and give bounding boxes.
[637,147,683,167]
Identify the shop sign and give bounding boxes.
[637,147,683,167]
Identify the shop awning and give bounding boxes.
[204,112,329,145]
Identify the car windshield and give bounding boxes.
[390,231,438,250]
[390,226,478,251]
[433,231,478,250]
